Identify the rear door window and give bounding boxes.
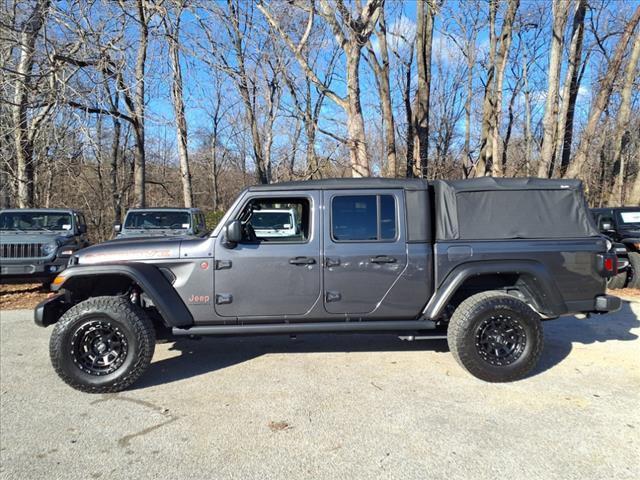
[331,195,397,242]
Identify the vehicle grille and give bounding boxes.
[0,243,45,258]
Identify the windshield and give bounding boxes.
[124,211,190,230]
[251,212,293,229]
[0,212,73,231]
[617,211,640,227]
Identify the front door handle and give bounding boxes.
[370,255,397,264]
[289,256,316,265]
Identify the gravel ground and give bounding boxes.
[1,304,639,480]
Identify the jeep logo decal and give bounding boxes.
[188,294,210,304]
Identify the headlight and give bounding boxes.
[605,239,613,251]
[42,242,57,255]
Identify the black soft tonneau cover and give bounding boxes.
[433,177,599,241]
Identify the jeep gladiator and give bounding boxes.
[34,178,621,392]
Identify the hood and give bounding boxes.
[618,228,640,239]
[77,236,182,265]
[0,231,73,245]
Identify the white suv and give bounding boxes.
[250,208,299,239]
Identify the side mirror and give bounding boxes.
[78,225,87,234]
[599,219,614,232]
[223,220,243,248]
[113,224,122,233]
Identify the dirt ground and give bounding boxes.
[0,284,49,310]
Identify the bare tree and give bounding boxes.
[537,0,570,178]
[366,3,397,177]
[555,0,587,177]
[565,5,640,178]
[11,0,51,207]
[476,0,519,177]
[258,0,383,177]
[163,0,193,207]
[608,28,640,205]
[413,0,435,178]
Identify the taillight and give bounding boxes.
[598,253,618,278]
[604,257,614,273]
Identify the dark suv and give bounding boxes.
[0,209,89,285]
[35,178,620,393]
[592,207,640,289]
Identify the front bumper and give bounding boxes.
[34,293,69,327]
[0,256,69,283]
[593,294,622,313]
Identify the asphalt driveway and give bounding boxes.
[1,303,639,480]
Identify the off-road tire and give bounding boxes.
[607,271,628,290]
[627,252,640,289]
[447,291,543,382]
[49,296,155,393]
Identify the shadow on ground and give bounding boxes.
[133,301,639,390]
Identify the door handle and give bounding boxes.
[289,256,316,265]
[370,255,397,264]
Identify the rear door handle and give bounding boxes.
[289,256,316,265]
[370,255,397,264]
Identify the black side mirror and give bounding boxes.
[223,220,243,248]
[599,219,614,232]
[78,225,87,234]
[113,224,121,233]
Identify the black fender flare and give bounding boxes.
[53,262,193,327]
[422,260,567,319]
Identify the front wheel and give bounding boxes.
[49,296,155,393]
[627,252,640,289]
[447,291,543,382]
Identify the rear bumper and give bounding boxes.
[593,294,622,313]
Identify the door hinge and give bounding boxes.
[215,294,233,305]
[325,291,341,302]
[215,260,232,270]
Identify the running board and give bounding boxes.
[172,320,436,336]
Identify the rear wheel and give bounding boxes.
[447,291,543,382]
[49,296,155,393]
[627,252,640,289]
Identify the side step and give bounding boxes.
[172,320,437,336]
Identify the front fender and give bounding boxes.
[51,262,193,327]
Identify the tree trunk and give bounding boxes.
[12,0,50,208]
[463,29,476,177]
[522,48,533,176]
[403,42,415,178]
[538,0,570,178]
[488,0,519,177]
[555,0,586,178]
[132,0,148,208]
[565,6,640,178]
[413,0,434,178]
[608,28,640,205]
[110,118,122,225]
[476,0,498,177]
[346,45,370,177]
[367,7,397,177]
[167,4,193,207]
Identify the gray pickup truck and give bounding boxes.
[0,209,89,285]
[35,178,620,393]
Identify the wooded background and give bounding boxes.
[2,0,639,241]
